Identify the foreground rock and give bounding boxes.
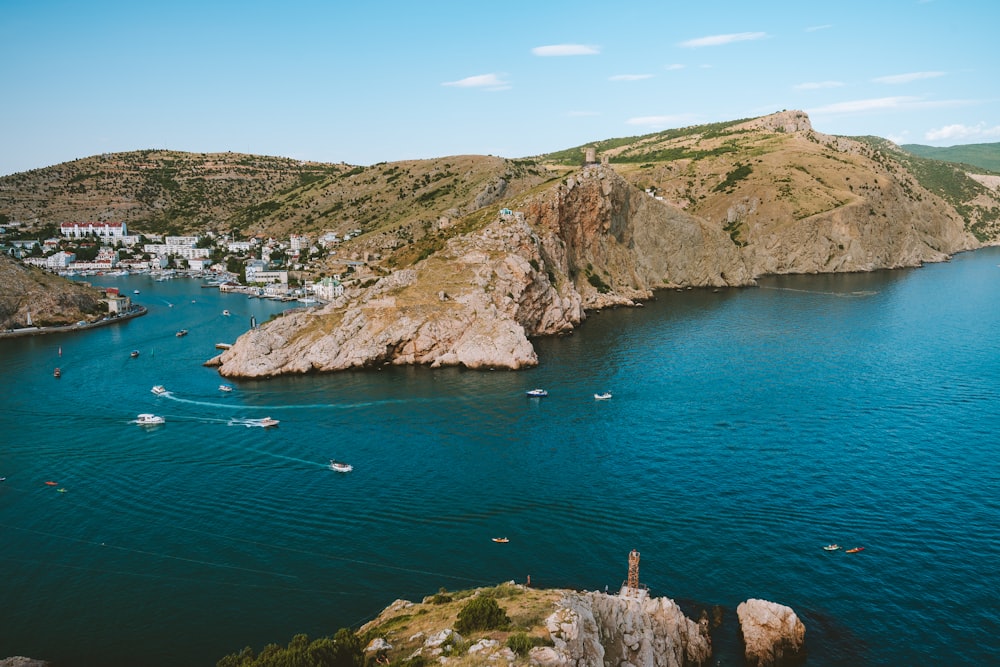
[537,591,712,667]
[737,598,806,666]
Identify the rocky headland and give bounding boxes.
[353,583,804,667]
[0,253,109,331]
[209,113,982,378]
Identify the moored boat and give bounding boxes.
[222,310,230,316]
[526,388,548,397]
[329,459,353,473]
[53,367,61,378]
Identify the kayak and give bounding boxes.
[846,547,865,553]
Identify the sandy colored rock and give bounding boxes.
[737,598,805,666]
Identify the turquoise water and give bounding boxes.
[2,249,999,666]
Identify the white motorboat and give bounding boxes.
[151,385,167,395]
[218,384,234,392]
[329,460,353,473]
[594,391,612,400]
[252,417,279,428]
[136,413,165,425]
[222,310,230,316]
[526,388,548,397]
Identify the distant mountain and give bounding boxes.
[900,142,1000,173]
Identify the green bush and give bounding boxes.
[454,595,510,634]
[505,632,538,656]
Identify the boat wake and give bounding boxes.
[758,286,879,298]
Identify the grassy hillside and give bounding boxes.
[901,142,1000,173]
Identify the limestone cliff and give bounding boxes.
[0,253,107,330]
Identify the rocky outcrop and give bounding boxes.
[211,165,755,378]
[0,253,107,330]
[737,598,805,666]
[0,658,50,667]
[536,591,712,667]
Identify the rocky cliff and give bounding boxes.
[210,137,978,377]
[0,254,107,330]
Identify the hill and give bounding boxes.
[0,253,108,330]
[901,142,1000,173]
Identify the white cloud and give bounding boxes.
[441,73,510,90]
[873,71,945,84]
[626,114,694,128]
[925,122,1000,142]
[664,64,685,71]
[678,32,767,48]
[794,81,845,90]
[609,74,654,81]
[809,96,968,115]
[805,24,834,32]
[532,44,600,56]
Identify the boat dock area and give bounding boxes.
[0,306,148,339]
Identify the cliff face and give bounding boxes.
[0,254,106,330]
[536,591,712,667]
[210,145,979,377]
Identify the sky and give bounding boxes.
[1,0,998,176]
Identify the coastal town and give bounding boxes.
[2,219,355,303]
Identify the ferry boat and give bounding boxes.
[525,388,548,397]
[329,460,353,473]
[151,385,167,395]
[136,413,165,425]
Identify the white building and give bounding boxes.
[60,221,127,240]
[311,276,344,299]
[143,244,211,260]
[289,235,311,253]
[227,240,254,253]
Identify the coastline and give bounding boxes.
[0,305,147,340]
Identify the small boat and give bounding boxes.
[329,460,353,473]
[846,547,865,554]
[175,329,188,337]
[823,544,841,551]
[133,290,140,294]
[222,309,231,316]
[218,384,234,392]
[594,391,612,400]
[0,477,6,482]
[53,367,61,378]
[526,388,548,397]
[136,413,165,425]
[57,488,67,493]
[151,385,167,395]
[130,350,140,358]
[253,417,279,428]
[45,481,58,486]
[492,537,510,543]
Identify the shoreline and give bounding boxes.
[0,305,148,340]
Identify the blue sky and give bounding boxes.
[1,0,997,176]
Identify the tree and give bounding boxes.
[454,595,510,634]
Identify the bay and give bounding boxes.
[1,249,999,666]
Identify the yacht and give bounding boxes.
[329,460,353,473]
[136,413,165,425]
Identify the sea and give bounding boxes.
[1,248,999,666]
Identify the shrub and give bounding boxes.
[505,632,538,656]
[454,595,510,634]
